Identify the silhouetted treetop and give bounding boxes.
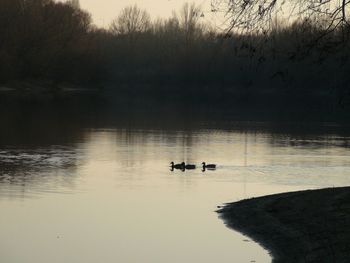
[110,5,151,36]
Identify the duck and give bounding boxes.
[170,162,185,170]
[202,162,216,169]
[185,163,196,169]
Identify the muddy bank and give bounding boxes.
[218,187,350,262]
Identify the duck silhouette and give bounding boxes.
[170,162,185,170]
[202,162,216,170]
[185,163,196,170]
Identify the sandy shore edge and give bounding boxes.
[218,187,350,263]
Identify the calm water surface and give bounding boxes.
[1,115,350,263]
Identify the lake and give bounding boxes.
[1,104,350,263]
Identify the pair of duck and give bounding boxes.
[170,162,216,170]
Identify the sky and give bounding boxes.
[75,0,219,27]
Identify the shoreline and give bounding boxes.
[218,187,350,262]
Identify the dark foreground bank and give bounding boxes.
[218,187,350,263]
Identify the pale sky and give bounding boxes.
[76,0,218,27]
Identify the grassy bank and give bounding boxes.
[218,187,350,262]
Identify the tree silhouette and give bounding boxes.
[110,5,151,36]
[215,0,350,34]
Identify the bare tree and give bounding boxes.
[110,5,151,35]
[167,2,204,44]
[179,3,201,36]
[214,0,350,34]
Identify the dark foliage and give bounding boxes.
[0,0,102,85]
[1,0,350,111]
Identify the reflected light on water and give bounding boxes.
[1,124,350,263]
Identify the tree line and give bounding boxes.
[1,0,350,109]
